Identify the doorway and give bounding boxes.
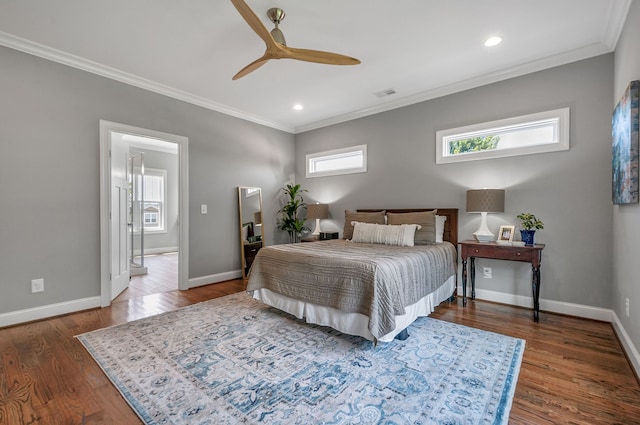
[99,121,189,307]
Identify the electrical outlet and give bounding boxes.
[31,278,44,293]
[482,267,492,279]
[625,298,630,318]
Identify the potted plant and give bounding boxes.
[517,213,544,246]
[278,183,310,243]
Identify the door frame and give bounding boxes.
[99,120,189,307]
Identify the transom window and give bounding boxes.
[436,107,570,164]
[306,145,367,178]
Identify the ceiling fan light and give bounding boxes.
[484,36,503,47]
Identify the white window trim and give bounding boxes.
[436,107,570,164]
[306,144,368,178]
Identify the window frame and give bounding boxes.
[435,107,570,164]
[306,144,368,178]
[140,168,167,234]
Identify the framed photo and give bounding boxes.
[498,225,515,242]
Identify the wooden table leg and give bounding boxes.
[462,258,468,306]
[532,265,540,322]
[470,257,476,300]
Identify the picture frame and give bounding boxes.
[498,225,515,242]
[612,80,639,205]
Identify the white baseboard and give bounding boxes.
[0,296,101,328]
[468,288,639,378]
[611,312,640,380]
[473,288,614,321]
[187,270,242,289]
[0,270,242,328]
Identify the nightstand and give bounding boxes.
[301,236,320,242]
[459,240,545,322]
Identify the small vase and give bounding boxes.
[520,229,536,246]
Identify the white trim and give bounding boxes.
[0,31,293,134]
[463,288,640,377]
[295,43,610,133]
[188,270,243,289]
[139,247,179,256]
[0,297,101,328]
[602,0,633,50]
[471,288,614,321]
[611,312,640,379]
[100,120,189,307]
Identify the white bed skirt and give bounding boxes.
[250,275,456,342]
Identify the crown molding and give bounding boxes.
[0,31,295,134]
[294,42,613,134]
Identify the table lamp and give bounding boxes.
[466,189,505,242]
[307,203,329,236]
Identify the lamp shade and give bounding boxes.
[466,189,505,213]
[307,203,329,219]
[253,211,262,225]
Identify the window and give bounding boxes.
[306,145,367,178]
[140,168,167,232]
[436,107,570,164]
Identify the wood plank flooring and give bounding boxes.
[1,281,639,424]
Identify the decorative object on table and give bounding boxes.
[319,231,339,240]
[517,212,544,246]
[77,292,524,425]
[466,189,505,242]
[498,225,515,242]
[278,183,309,243]
[307,202,329,236]
[612,80,640,205]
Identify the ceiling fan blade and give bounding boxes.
[285,47,361,66]
[232,56,270,80]
[230,0,275,47]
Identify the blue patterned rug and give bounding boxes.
[77,292,524,425]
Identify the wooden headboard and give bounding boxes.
[357,208,458,248]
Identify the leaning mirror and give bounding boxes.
[238,186,263,279]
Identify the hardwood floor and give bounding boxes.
[1,281,639,424]
[115,252,178,301]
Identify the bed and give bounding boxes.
[247,208,458,342]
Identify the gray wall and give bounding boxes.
[0,45,295,314]
[295,54,614,309]
[613,1,640,359]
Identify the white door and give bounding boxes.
[111,181,130,299]
[110,137,130,300]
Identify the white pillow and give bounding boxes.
[351,222,421,247]
[435,215,447,243]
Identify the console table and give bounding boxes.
[459,240,545,322]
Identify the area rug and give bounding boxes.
[77,292,524,425]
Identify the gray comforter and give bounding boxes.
[247,240,457,339]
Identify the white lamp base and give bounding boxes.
[473,212,495,242]
[311,218,322,236]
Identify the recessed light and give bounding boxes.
[293,104,303,111]
[484,36,502,47]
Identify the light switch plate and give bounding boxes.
[201,204,207,214]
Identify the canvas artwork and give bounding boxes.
[612,80,640,205]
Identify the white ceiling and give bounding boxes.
[0,0,632,134]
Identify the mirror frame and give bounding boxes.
[238,186,263,279]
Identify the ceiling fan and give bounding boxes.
[230,0,361,80]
